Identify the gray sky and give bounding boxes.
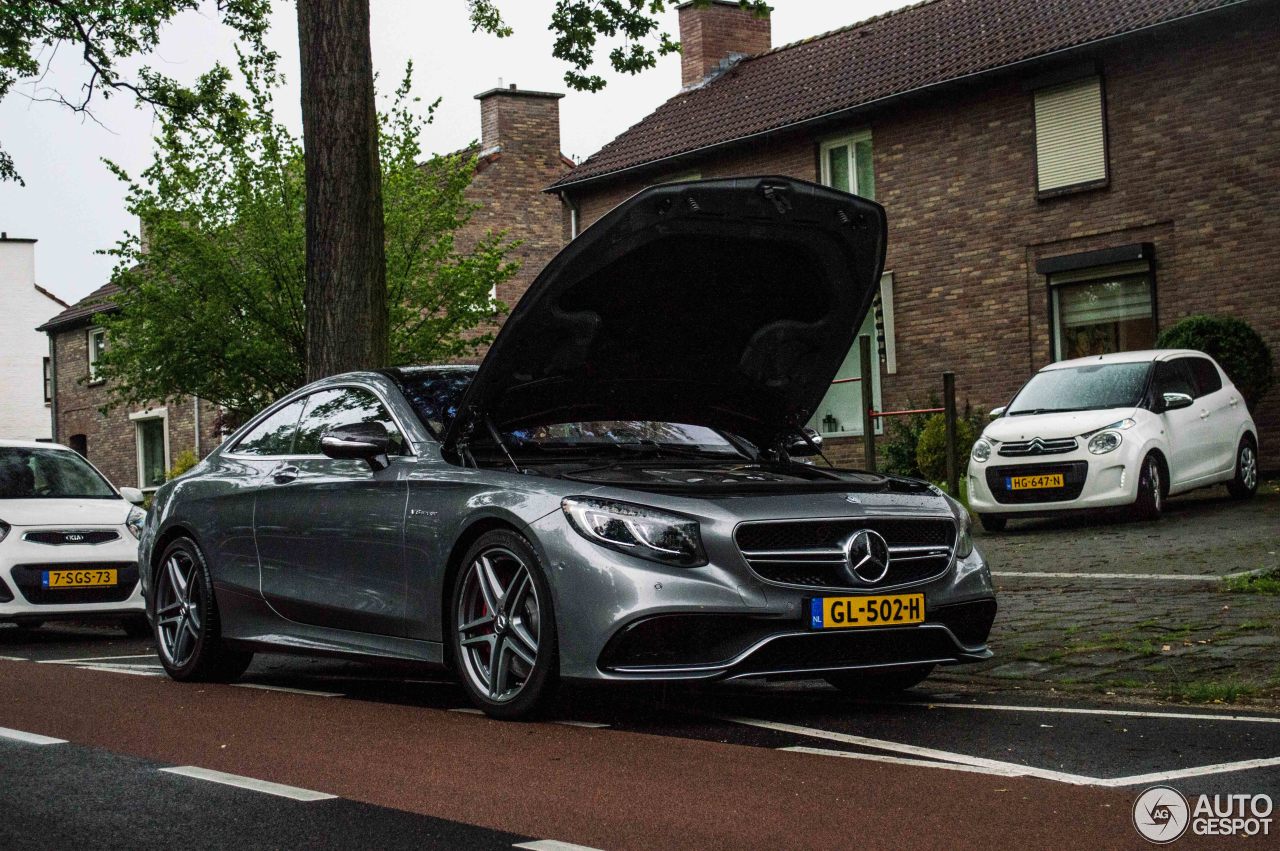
[0,0,905,305]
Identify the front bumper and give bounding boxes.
[0,526,143,620]
[529,510,996,682]
[966,444,1143,515]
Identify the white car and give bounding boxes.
[967,350,1259,531]
[0,439,148,633]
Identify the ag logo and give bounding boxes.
[1133,785,1189,843]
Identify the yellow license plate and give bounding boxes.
[810,593,925,630]
[1007,473,1064,490]
[43,569,117,589]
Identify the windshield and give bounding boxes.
[1007,362,1151,416]
[392,368,743,457]
[0,447,119,499]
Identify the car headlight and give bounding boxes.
[562,497,706,567]
[1087,431,1123,455]
[0,519,9,543]
[125,506,146,540]
[954,507,974,559]
[971,438,992,463]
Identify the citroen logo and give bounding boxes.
[842,529,891,585]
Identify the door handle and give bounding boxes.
[1229,397,1239,406]
[1199,410,1210,420]
[271,464,300,484]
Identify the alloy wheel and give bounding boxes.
[1240,444,1258,491]
[1148,457,1163,513]
[155,549,204,668]
[456,547,542,703]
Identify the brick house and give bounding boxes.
[39,85,571,490]
[549,0,1280,467]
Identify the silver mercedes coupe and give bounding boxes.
[139,177,997,719]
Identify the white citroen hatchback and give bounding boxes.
[967,350,1259,531]
[0,440,148,633]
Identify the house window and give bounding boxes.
[130,409,170,490]
[1050,261,1155,360]
[42,357,52,404]
[811,131,885,437]
[87,328,107,383]
[1034,76,1107,195]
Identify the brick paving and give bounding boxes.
[936,484,1280,705]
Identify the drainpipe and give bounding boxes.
[560,191,581,239]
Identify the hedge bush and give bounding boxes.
[1155,314,1274,409]
[916,413,979,485]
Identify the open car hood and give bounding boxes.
[444,177,887,450]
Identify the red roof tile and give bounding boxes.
[552,0,1253,189]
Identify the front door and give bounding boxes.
[254,386,410,636]
[1152,360,1214,486]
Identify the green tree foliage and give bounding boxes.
[94,56,516,419]
[0,0,271,183]
[1155,314,1275,410]
[915,405,985,486]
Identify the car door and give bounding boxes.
[1152,359,1214,485]
[253,385,410,636]
[1182,356,1238,476]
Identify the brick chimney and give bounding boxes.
[474,84,564,154]
[678,0,771,88]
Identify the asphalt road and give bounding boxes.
[2,623,1278,849]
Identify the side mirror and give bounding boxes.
[1158,392,1194,413]
[785,427,823,457]
[320,422,393,470]
[989,406,1007,419]
[119,486,145,506]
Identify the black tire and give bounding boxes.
[1131,452,1165,521]
[151,537,253,682]
[1226,436,1259,500]
[121,614,152,639]
[978,514,1007,533]
[449,529,559,720]
[826,664,936,696]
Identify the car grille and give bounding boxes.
[22,530,120,546]
[997,437,1077,457]
[735,517,956,590]
[9,562,139,605]
[985,462,1088,504]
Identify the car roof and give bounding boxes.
[0,439,74,451]
[1041,349,1210,371]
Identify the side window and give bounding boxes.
[293,387,404,456]
[1153,360,1195,399]
[1184,358,1223,397]
[232,399,307,456]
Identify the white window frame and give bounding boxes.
[130,407,171,491]
[87,327,107,384]
[879,272,897,375]
[818,131,872,196]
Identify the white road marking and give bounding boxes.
[514,841,605,851]
[0,726,67,745]
[721,715,1100,785]
[731,716,1280,788]
[39,654,156,665]
[159,766,336,801]
[891,700,1280,725]
[1100,757,1280,788]
[77,665,163,677]
[783,746,1027,778]
[556,720,609,729]
[0,655,27,661]
[233,683,342,698]
[449,707,484,715]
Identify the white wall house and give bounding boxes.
[0,235,67,440]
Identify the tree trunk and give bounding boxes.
[297,0,387,381]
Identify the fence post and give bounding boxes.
[943,371,958,497]
[860,335,876,472]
